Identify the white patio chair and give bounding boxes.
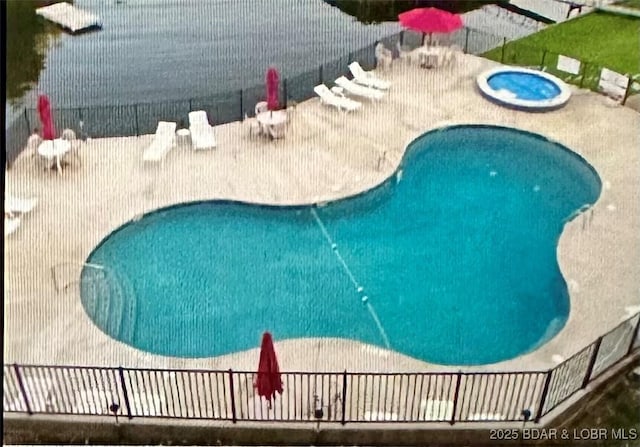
[5,195,37,218]
[313,84,362,113]
[396,42,414,65]
[244,113,262,138]
[334,76,385,102]
[375,42,393,71]
[268,122,287,139]
[348,62,391,90]
[255,101,268,115]
[142,121,177,167]
[60,128,82,166]
[188,111,216,150]
[449,45,464,67]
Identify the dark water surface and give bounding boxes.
[6,0,402,120]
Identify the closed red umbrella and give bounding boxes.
[37,94,56,140]
[254,331,283,408]
[266,67,280,112]
[398,7,463,44]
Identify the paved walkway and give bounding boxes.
[597,4,640,17]
[4,54,639,376]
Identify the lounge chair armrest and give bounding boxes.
[331,86,345,98]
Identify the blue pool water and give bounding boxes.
[81,126,601,365]
[487,72,562,101]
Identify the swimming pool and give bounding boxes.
[80,125,601,365]
[477,67,572,111]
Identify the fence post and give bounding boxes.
[534,371,553,423]
[283,78,288,109]
[23,108,31,133]
[228,369,237,423]
[319,65,323,85]
[239,89,244,118]
[626,314,640,356]
[341,370,348,425]
[13,364,32,415]
[464,28,470,54]
[134,104,139,136]
[579,63,587,89]
[582,337,603,388]
[400,30,405,46]
[450,372,462,425]
[118,367,133,419]
[189,98,193,112]
[500,37,507,64]
[540,49,547,70]
[621,76,634,106]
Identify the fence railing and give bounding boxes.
[4,312,639,424]
[486,39,640,105]
[7,24,639,167]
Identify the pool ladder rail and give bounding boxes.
[50,261,105,293]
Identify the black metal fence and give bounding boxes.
[7,24,638,167]
[3,25,527,167]
[490,40,640,105]
[4,312,639,424]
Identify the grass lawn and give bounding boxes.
[483,12,640,91]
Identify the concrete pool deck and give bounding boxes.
[4,54,639,376]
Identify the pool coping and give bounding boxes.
[80,124,604,365]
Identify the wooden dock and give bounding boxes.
[35,2,102,34]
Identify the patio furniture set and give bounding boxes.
[250,101,289,140]
[142,110,217,168]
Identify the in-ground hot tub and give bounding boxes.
[477,67,572,111]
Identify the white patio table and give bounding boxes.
[413,46,444,69]
[38,139,71,175]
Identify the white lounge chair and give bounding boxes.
[5,216,21,237]
[348,62,391,90]
[334,76,385,102]
[5,195,37,218]
[143,121,177,166]
[313,84,362,113]
[188,111,216,150]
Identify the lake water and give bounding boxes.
[6,0,548,123]
[6,0,401,120]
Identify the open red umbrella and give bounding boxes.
[37,94,56,140]
[254,331,283,408]
[398,7,463,44]
[266,67,280,112]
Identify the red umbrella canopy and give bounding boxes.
[37,94,56,140]
[398,7,463,34]
[254,331,283,407]
[266,67,280,111]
